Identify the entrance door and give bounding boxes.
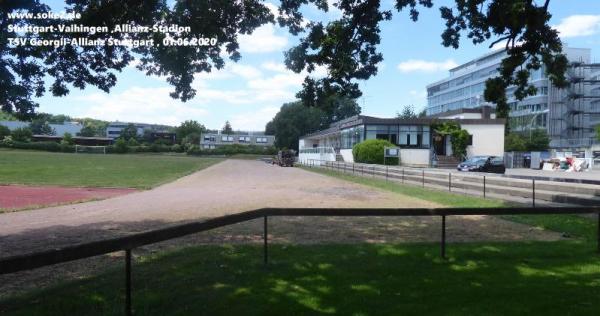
[433,134,446,156]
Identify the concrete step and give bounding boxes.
[321,162,600,206]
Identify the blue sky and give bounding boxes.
[35,0,600,130]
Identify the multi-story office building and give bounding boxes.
[426,47,600,150]
[105,122,175,143]
[200,131,275,149]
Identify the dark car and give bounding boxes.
[457,156,506,174]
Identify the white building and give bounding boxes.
[0,120,82,136]
[298,108,505,167]
[426,47,600,150]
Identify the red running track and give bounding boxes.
[0,185,137,210]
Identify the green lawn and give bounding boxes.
[1,241,599,315]
[0,149,222,189]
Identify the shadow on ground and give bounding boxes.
[1,242,599,315]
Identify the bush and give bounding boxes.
[0,125,10,139]
[61,132,74,145]
[127,138,139,147]
[0,141,74,153]
[505,133,527,152]
[114,138,128,153]
[352,139,398,164]
[171,144,183,153]
[11,127,33,142]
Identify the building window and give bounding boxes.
[222,136,233,142]
[256,137,269,143]
[467,135,473,146]
[204,135,216,142]
[239,136,251,143]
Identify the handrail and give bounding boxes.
[1,206,599,275]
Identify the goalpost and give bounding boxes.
[75,145,107,154]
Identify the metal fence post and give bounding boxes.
[263,216,268,265]
[352,163,355,175]
[483,176,486,198]
[372,165,375,178]
[422,170,425,187]
[441,215,446,259]
[125,249,132,316]
[532,179,536,208]
[386,166,388,181]
[448,173,451,192]
[402,168,405,184]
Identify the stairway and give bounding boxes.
[436,155,460,169]
[336,154,344,162]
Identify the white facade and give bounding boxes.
[426,47,600,149]
[461,123,505,157]
[0,120,82,136]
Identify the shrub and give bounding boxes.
[2,141,74,153]
[61,132,74,145]
[505,133,527,152]
[114,138,128,153]
[171,144,182,153]
[11,127,33,142]
[0,125,10,139]
[352,139,397,164]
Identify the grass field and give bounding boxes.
[1,240,599,315]
[0,149,223,189]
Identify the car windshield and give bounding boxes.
[464,157,487,164]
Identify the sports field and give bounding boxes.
[0,149,222,189]
[1,158,598,314]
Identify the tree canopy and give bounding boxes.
[221,121,233,134]
[2,0,567,121]
[176,120,206,142]
[265,101,325,150]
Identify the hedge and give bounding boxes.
[1,141,75,153]
[352,139,399,165]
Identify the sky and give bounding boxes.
[34,0,600,131]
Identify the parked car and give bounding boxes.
[457,156,506,174]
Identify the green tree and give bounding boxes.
[321,95,361,124]
[176,120,206,143]
[77,125,96,137]
[2,1,567,122]
[505,133,527,152]
[29,120,55,135]
[434,121,469,159]
[396,105,418,119]
[526,129,550,151]
[0,111,17,121]
[265,101,325,151]
[61,132,74,145]
[596,125,600,141]
[222,121,233,134]
[0,125,10,139]
[121,124,138,141]
[11,127,33,142]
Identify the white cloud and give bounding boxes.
[238,24,288,53]
[555,15,600,38]
[229,64,262,79]
[76,87,208,126]
[261,61,289,73]
[230,106,280,131]
[397,59,458,73]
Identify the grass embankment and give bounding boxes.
[0,149,222,189]
[300,165,596,240]
[300,165,505,208]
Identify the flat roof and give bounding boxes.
[301,115,505,139]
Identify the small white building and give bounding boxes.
[298,107,505,167]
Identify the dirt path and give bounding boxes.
[0,159,440,257]
[0,159,563,298]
